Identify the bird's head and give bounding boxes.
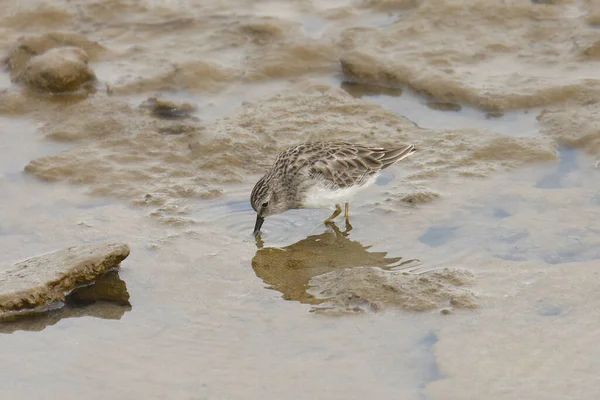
[250,175,289,235]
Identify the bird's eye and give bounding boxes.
[261,202,269,208]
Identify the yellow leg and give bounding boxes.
[324,203,342,223]
[344,202,352,232]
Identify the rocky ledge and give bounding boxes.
[0,243,130,319]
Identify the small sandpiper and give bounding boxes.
[250,142,416,236]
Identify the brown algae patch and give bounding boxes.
[538,103,600,153]
[22,95,211,206]
[23,84,556,218]
[397,191,441,205]
[308,267,476,314]
[340,0,600,110]
[243,42,340,82]
[111,60,238,95]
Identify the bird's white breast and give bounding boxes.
[301,175,379,209]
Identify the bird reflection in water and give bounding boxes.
[252,222,417,305]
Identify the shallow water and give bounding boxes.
[2,0,600,399]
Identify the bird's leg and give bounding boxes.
[324,203,342,223]
[343,202,353,233]
[325,221,342,235]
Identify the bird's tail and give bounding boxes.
[379,144,416,169]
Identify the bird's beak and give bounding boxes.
[253,215,265,236]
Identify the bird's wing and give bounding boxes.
[308,144,415,189]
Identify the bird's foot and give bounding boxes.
[324,203,342,224]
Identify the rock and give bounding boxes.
[486,111,504,119]
[5,32,106,80]
[340,81,403,98]
[340,52,398,87]
[139,96,199,119]
[0,270,131,333]
[426,101,462,112]
[66,270,131,306]
[18,47,96,93]
[239,20,285,44]
[0,243,130,319]
[359,0,419,11]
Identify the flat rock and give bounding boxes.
[0,243,130,319]
[0,270,131,333]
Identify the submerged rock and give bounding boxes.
[112,60,235,94]
[0,243,130,319]
[139,96,199,120]
[399,191,441,205]
[340,81,403,98]
[359,0,419,11]
[426,101,462,112]
[18,47,96,93]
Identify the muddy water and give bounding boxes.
[2,0,600,399]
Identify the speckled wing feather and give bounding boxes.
[307,143,415,189]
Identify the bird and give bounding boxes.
[250,142,416,236]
